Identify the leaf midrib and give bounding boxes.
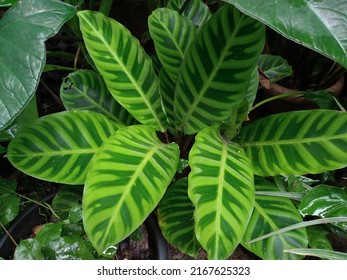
[240,133,346,147]
[103,142,164,243]
[7,149,98,157]
[177,12,244,132]
[81,12,165,131]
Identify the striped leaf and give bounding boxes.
[77,11,168,132]
[158,177,201,258]
[7,111,120,184]
[245,66,259,108]
[238,110,347,176]
[149,8,196,81]
[258,54,293,83]
[159,68,176,129]
[188,126,255,259]
[83,125,179,254]
[242,179,308,260]
[174,4,265,134]
[167,0,211,27]
[60,70,136,126]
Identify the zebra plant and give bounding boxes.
[6,1,347,259]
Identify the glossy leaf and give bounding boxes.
[0,0,76,129]
[51,185,83,220]
[0,193,19,226]
[83,125,179,254]
[0,0,18,7]
[35,223,62,247]
[43,236,94,260]
[238,110,347,176]
[158,177,201,258]
[14,239,44,260]
[149,8,196,82]
[188,126,254,259]
[258,54,293,83]
[298,185,347,230]
[306,226,333,251]
[245,67,259,108]
[242,180,308,260]
[167,0,211,27]
[78,11,168,131]
[7,111,121,184]
[0,85,38,142]
[174,4,265,134]
[60,70,136,126]
[225,0,347,68]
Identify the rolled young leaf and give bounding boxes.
[0,0,76,129]
[238,110,347,176]
[77,11,168,132]
[188,126,255,259]
[83,125,179,254]
[174,4,265,134]
[7,111,121,184]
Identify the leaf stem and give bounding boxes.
[0,222,18,247]
[250,92,304,112]
[246,217,347,244]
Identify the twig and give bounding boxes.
[0,222,18,247]
[40,79,64,109]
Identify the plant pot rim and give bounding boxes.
[264,74,345,104]
[0,192,168,260]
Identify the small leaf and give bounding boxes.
[258,54,293,83]
[303,90,337,109]
[298,185,347,230]
[51,185,83,220]
[42,236,94,260]
[0,193,20,226]
[306,226,333,251]
[14,239,44,260]
[158,177,201,258]
[68,205,83,224]
[35,223,62,247]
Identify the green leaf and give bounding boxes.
[158,177,201,258]
[68,204,83,224]
[60,70,137,126]
[14,239,44,260]
[35,223,62,247]
[167,0,211,27]
[83,125,179,254]
[242,180,308,260]
[225,0,347,68]
[0,0,76,129]
[42,236,94,260]
[51,185,83,220]
[0,0,18,7]
[0,193,19,226]
[174,4,265,134]
[238,110,347,176]
[0,145,6,154]
[298,185,347,231]
[77,10,168,132]
[303,90,337,109]
[244,66,259,108]
[258,54,293,83]
[188,126,255,259]
[159,68,176,130]
[284,248,347,260]
[0,95,38,142]
[149,8,196,82]
[306,226,333,251]
[7,111,121,184]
